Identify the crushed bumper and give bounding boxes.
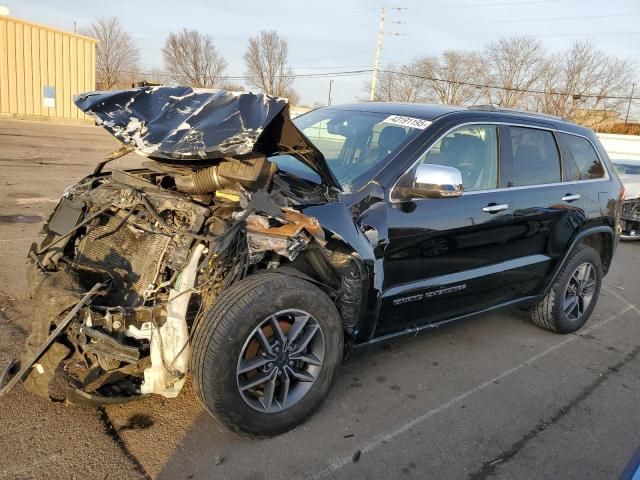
[620,218,640,240]
[0,283,105,399]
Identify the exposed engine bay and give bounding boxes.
[12,87,363,404]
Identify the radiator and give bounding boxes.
[76,211,170,307]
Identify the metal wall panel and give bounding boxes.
[0,19,8,112]
[0,16,98,120]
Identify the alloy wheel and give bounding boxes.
[236,309,325,413]
[564,262,597,322]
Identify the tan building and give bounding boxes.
[0,15,98,121]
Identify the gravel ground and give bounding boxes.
[0,118,638,480]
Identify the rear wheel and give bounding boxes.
[530,244,602,333]
[191,272,343,436]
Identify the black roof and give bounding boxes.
[329,102,462,120]
[327,102,587,134]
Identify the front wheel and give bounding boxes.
[191,272,343,436]
[530,244,603,334]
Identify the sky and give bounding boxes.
[4,0,640,107]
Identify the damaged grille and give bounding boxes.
[76,212,170,306]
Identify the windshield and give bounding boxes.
[613,162,640,176]
[293,108,424,191]
[270,154,322,184]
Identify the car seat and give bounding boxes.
[362,126,407,165]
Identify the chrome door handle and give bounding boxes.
[562,194,581,202]
[482,204,509,213]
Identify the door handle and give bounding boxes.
[482,203,509,213]
[562,194,581,202]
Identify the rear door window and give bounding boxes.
[509,127,561,187]
[557,133,606,180]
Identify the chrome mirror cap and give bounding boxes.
[412,164,464,199]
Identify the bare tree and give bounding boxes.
[366,62,429,102]
[162,29,228,88]
[360,35,638,128]
[367,67,398,102]
[82,17,139,90]
[367,52,484,105]
[483,36,547,107]
[141,67,168,85]
[415,51,486,105]
[536,42,635,127]
[219,82,246,92]
[243,30,298,102]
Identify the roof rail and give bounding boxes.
[468,104,499,112]
[468,104,565,121]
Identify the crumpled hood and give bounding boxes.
[74,86,340,189]
[620,175,640,200]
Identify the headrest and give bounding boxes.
[515,144,541,163]
[378,126,407,151]
[449,134,483,152]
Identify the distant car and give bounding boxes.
[612,159,640,240]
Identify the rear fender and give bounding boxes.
[543,226,615,295]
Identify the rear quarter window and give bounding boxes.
[557,133,606,180]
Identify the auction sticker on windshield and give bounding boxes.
[382,115,432,129]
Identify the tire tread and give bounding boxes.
[529,244,601,334]
[191,272,341,435]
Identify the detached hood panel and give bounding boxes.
[74,86,340,189]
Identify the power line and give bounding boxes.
[122,67,640,101]
[432,12,640,24]
[127,8,379,33]
[121,69,373,81]
[293,50,375,65]
[404,0,571,9]
[378,69,640,100]
[425,31,640,38]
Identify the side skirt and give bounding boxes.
[352,294,541,349]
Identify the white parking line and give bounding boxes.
[0,238,38,243]
[0,452,63,479]
[309,302,639,479]
[15,197,57,205]
[605,286,640,316]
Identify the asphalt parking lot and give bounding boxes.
[0,118,639,480]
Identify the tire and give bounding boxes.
[530,244,603,334]
[191,272,343,436]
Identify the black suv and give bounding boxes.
[16,88,623,436]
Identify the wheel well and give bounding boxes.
[280,244,366,336]
[580,233,613,273]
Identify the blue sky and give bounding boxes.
[5,0,640,106]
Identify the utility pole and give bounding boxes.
[328,79,334,106]
[369,8,385,102]
[625,83,636,125]
[369,7,406,102]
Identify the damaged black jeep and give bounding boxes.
[9,88,622,436]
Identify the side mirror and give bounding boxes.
[396,164,464,200]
